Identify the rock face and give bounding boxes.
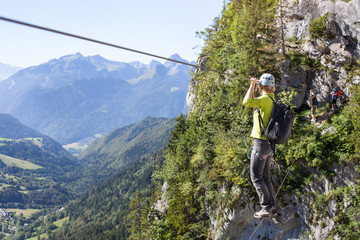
[279,0,360,108]
[186,55,207,112]
[186,0,360,110]
[210,160,359,240]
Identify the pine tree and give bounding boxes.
[127,190,147,240]
[350,85,360,156]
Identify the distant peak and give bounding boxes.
[92,54,106,59]
[164,54,188,68]
[168,54,183,61]
[58,52,85,62]
[148,60,162,68]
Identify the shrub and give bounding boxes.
[309,13,328,39]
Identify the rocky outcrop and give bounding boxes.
[280,0,360,108]
[186,0,360,110]
[186,55,208,112]
[208,159,359,240]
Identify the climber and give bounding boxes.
[309,89,318,123]
[331,88,338,111]
[337,88,343,108]
[243,73,277,219]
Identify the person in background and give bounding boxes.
[337,88,343,108]
[243,73,277,219]
[309,89,318,123]
[330,88,338,111]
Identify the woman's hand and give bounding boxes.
[250,77,258,88]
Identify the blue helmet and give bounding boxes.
[259,73,275,86]
[333,88,337,91]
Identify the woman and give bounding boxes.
[243,73,276,218]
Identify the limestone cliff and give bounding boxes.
[185,0,360,239]
[279,0,360,108]
[187,0,360,110]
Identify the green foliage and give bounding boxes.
[309,13,328,39]
[275,105,356,199]
[277,106,355,168]
[49,151,165,240]
[201,0,280,78]
[311,184,360,238]
[127,190,150,240]
[287,51,322,70]
[277,89,296,108]
[350,85,360,156]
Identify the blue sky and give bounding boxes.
[0,0,224,67]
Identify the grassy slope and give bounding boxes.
[0,153,43,169]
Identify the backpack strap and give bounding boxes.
[256,107,266,137]
[267,95,276,104]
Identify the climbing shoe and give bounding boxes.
[254,209,271,218]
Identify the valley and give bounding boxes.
[0,113,176,239]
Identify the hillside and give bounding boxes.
[0,53,190,144]
[69,116,175,192]
[5,116,175,239]
[51,151,165,240]
[0,114,78,209]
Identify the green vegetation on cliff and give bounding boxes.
[126,1,360,239]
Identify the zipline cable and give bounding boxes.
[248,157,296,240]
[0,15,243,79]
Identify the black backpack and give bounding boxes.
[257,96,294,144]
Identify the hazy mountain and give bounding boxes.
[0,62,22,81]
[0,113,42,139]
[0,113,78,172]
[0,53,191,144]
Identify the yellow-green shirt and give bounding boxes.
[243,93,275,140]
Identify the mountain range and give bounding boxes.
[0,53,192,144]
[0,62,21,81]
